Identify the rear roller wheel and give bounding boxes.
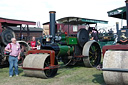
[82,40,101,67]
[0,45,8,65]
[1,28,15,45]
[17,41,30,66]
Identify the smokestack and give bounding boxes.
[116,22,119,34]
[49,11,56,43]
[126,0,128,28]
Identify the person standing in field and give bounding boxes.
[30,36,37,50]
[5,38,21,77]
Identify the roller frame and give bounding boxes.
[22,65,59,71]
[23,50,58,70]
[102,44,128,56]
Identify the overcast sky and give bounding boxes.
[0,0,126,29]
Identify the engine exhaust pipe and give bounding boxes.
[126,0,128,28]
[49,11,56,43]
[116,22,119,34]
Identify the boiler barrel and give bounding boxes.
[103,51,128,85]
[58,46,74,57]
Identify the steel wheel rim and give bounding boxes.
[89,43,101,67]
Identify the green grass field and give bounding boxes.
[0,65,106,85]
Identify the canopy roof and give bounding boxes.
[56,17,108,25]
[10,26,42,32]
[0,17,36,26]
[107,6,126,19]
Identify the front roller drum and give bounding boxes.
[82,40,101,67]
[23,54,58,78]
[103,51,128,85]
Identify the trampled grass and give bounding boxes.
[0,65,105,85]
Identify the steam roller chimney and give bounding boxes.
[126,0,128,28]
[49,11,56,43]
[116,22,119,34]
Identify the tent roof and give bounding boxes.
[107,6,126,19]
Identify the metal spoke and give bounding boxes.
[89,44,100,66]
[89,51,93,55]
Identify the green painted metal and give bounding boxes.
[66,37,77,45]
[98,41,114,49]
[57,46,74,56]
[61,34,66,42]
